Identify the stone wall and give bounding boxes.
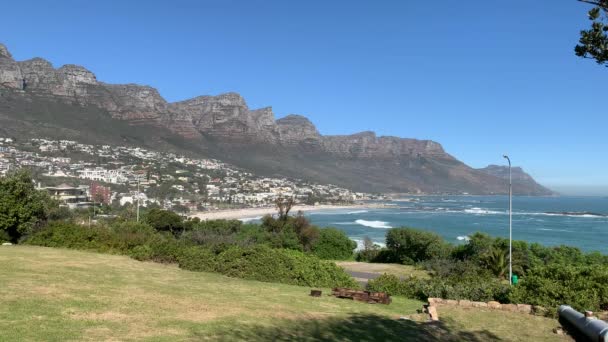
[425,297,547,320]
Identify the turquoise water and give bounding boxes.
[304,196,608,253]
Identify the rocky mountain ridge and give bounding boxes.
[0,43,553,195]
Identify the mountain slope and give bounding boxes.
[0,43,552,195]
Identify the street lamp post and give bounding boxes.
[136,178,140,223]
[503,155,512,285]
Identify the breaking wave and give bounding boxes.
[355,219,392,229]
[238,216,263,222]
[457,235,471,241]
[347,210,369,214]
[464,208,504,215]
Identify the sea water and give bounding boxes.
[305,196,608,253]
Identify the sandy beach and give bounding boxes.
[190,204,371,221]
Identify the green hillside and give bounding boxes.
[0,246,565,341]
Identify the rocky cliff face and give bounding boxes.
[0,45,23,89]
[0,43,552,194]
[477,165,553,195]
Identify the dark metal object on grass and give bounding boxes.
[310,290,322,297]
[331,287,391,305]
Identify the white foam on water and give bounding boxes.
[537,228,574,232]
[347,210,369,214]
[238,216,263,222]
[355,219,392,229]
[464,207,504,215]
[457,235,471,241]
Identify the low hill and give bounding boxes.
[0,246,565,341]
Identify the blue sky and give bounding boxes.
[2,0,606,194]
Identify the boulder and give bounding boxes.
[488,301,502,309]
[517,304,533,314]
[427,306,439,321]
[501,304,518,312]
[458,300,472,308]
[471,301,488,308]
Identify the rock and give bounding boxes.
[0,43,23,89]
[427,297,440,306]
[1,242,12,246]
[532,305,548,316]
[0,42,555,195]
[427,306,439,321]
[458,300,473,308]
[553,327,564,335]
[445,299,458,306]
[488,301,502,309]
[501,304,518,312]
[471,301,488,308]
[517,304,533,314]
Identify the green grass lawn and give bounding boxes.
[0,246,566,341]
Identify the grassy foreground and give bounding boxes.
[0,246,565,341]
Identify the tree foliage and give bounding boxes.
[385,228,451,264]
[0,170,51,242]
[143,208,183,234]
[575,0,608,65]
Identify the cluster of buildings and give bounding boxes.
[0,137,379,212]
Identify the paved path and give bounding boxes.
[347,271,381,287]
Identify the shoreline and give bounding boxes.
[190,203,374,221]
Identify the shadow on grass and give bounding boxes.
[199,314,502,341]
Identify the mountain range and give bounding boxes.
[0,43,552,195]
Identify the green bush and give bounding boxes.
[26,222,118,252]
[509,264,608,316]
[177,246,216,272]
[386,228,451,264]
[146,234,185,263]
[144,208,183,234]
[181,245,359,288]
[111,221,157,251]
[312,228,356,260]
[368,274,510,303]
[129,245,153,261]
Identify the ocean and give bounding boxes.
[304,196,608,253]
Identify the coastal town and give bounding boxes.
[0,137,380,214]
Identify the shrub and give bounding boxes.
[26,222,118,252]
[386,228,451,264]
[312,228,357,260]
[111,221,156,251]
[130,245,153,261]
[187,245,359,288]
[147,234,185,263]
[368,274,510,303]
[177,246,217,272]
[144,208,183,234]
[509,264,608,316]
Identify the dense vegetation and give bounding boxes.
[363,228,608,316]
[4,170,608,316]
[2,170,358,288]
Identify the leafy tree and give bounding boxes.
[386,227,451,264]
[312,228,356,260]
[143,208,183,234]
[575,0,608,66]
[0,170,51,242]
